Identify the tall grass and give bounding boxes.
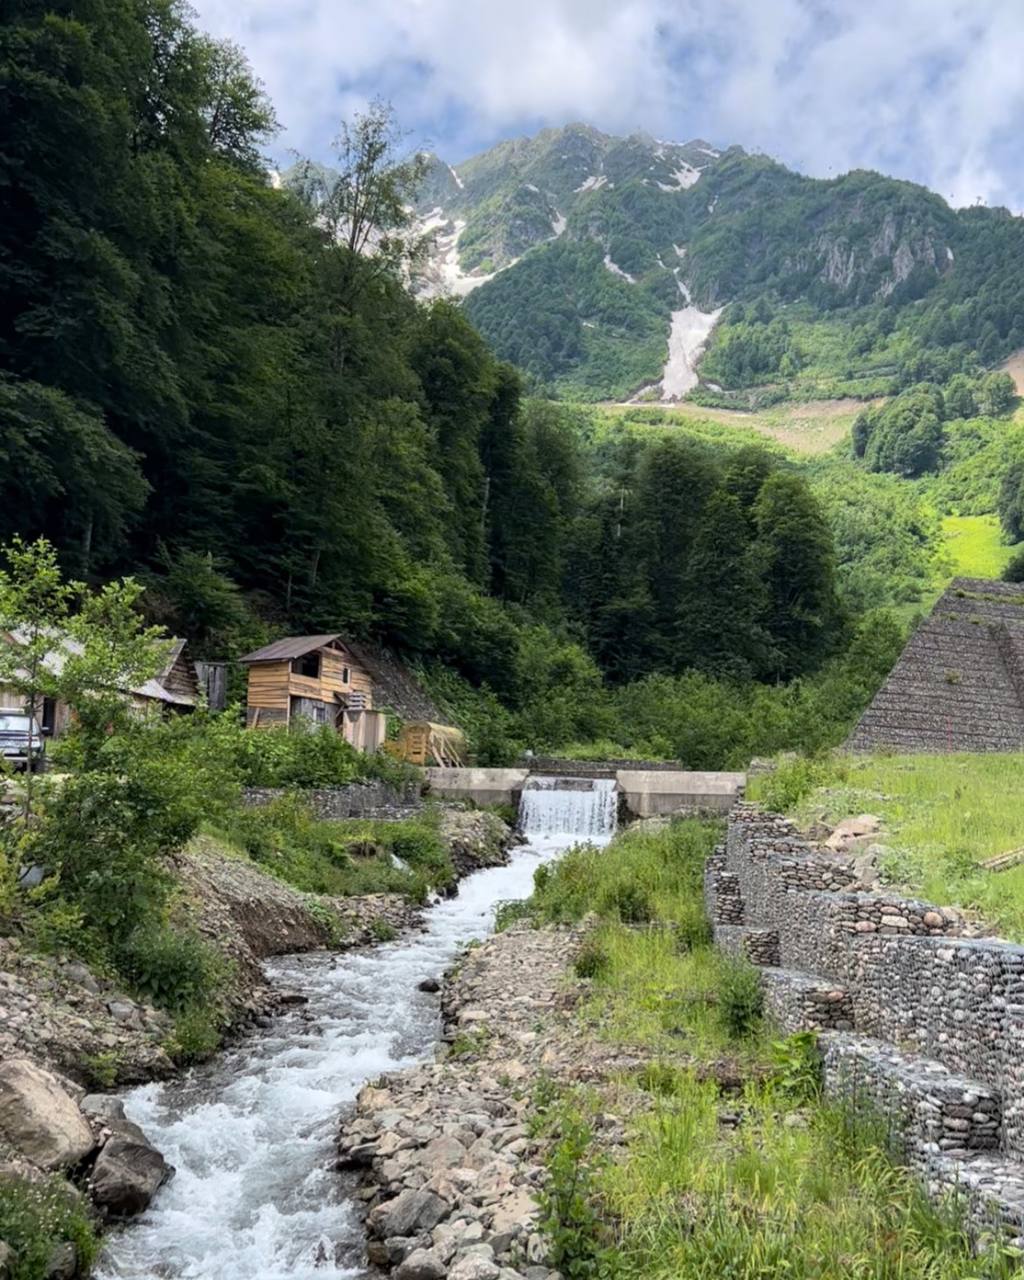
[602,1080,1022,1279]
[750,752,1024,938]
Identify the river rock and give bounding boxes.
[80,1094,149,1145]
[0,1058,95,1170]
[369,1189,449,1238]
[394,1248,447,1280]
[89,1134,171,1216]
[421,1135,466,1171]
[44,1242,77,1280]
[449,1255,500,1280]
[489,1187,537,1235]
[418,978,441,993]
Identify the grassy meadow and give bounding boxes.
[941,513,1018,578]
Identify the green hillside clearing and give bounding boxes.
[941,514,1016,578]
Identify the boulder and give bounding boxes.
[449,1256,500,1280]
[825,814,881,852]
[395,1248,448,1280]
[0,1059,95,1170]
[420,1135,467,1171]
[490,1188,536,1235]
[79,1095,148,1145]
[368,1189,449,1239]
[0,1242,12,1280]
[418,978,441,993]
[89,1135,171,1216]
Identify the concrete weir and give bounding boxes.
[424,766,745,817]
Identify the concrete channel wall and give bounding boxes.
[423,767,746,816]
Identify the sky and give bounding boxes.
[192,0,1024,211]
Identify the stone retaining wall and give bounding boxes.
[709,802,1024,1234]
[241,780,423,821]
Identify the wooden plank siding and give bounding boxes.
[244,642,374,729]
[246,660,291,711]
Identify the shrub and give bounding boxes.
[117,925,227,1014]
[751,754,846,813]
[597,877,654,924]
[769,1031,822,1100]
[0,1173,98,1280]
[537,1103,619,1278]
[574,937,610,979]
[168,1007,224,1062]
[494,898,535,931]
[717,956,764,1039]
[369,916,398,942]
[1003,548,1024,583]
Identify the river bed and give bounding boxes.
[97,779,614,1280]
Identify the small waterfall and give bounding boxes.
[518,775,617,840]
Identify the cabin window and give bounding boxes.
[293,653,320,679]
[342,667,350,684]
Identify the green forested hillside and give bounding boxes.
[393,126,1024,403]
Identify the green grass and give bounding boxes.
[209,799,454,902]
[524,818,1023,1278]
[599,1084,1021,1279]
[941,514,1016,579]
[751,752,1024,939]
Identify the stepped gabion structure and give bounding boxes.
[849,577,1024,753]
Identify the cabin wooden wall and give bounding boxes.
[246,660,291,727]
[245,647,375,729]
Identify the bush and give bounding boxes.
[494,898,534,931]
[168,1007,224,1062]
[769,1031,822,1100]
[717,956,764,1039]
[597,877,654,924]
[118,925,228,1014]
[751,754,846,812]
[1003,548,1024,583]
[0,1173,98,1280]
[574,937,610,979]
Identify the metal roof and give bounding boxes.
[239,634,343,664]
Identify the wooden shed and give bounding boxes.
[386,720,466,768]
[239,634,385,749]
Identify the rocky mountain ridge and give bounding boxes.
[282,122,1024,402]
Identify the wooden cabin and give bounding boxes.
[239,634,386,750]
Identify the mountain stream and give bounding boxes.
[96,777,615,1280]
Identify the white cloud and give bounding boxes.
[192,0,1024,209]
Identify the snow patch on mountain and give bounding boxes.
[575,174,607,193]
[449,165,465,190]
[660,303,723,399]
[416,214,514,299]
[603,254,636,284]
[551,211,567,237]
[657,164,701,192]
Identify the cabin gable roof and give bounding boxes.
[239,635,346,664]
